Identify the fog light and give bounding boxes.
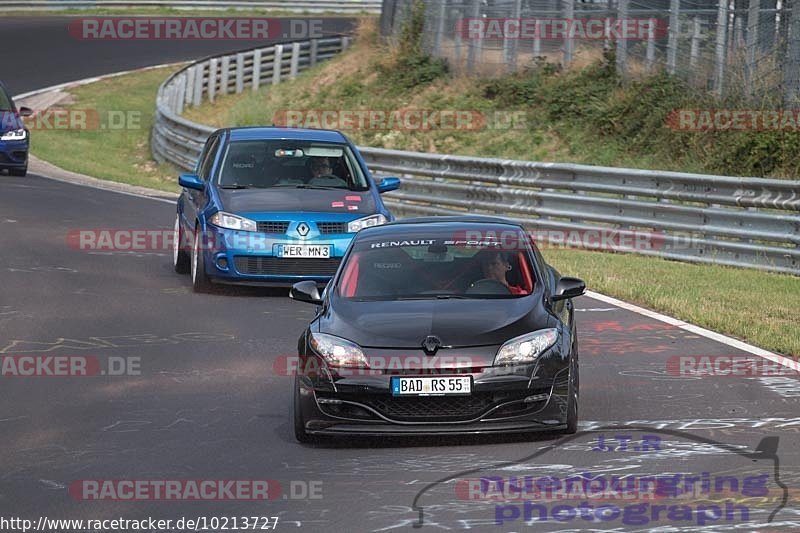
[215,256,229,270]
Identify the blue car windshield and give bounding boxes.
[0,90,13,111]
[216,140,369,191]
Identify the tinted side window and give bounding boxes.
[0,87,12,111]
[198,136,220,181]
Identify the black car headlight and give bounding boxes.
[310,332,369,368]
[494,329,558,366]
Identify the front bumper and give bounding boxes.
[202,224,353,284]
[296,361,572,437]
[0,138,29,169]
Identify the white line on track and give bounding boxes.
[587,290,799,373]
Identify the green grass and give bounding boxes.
[545,248,800,358]
[30,67,182,193]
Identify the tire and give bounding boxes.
[563,361,579,434]
[190,224,213,293]
[9,166,27,177]
[172,214,190,274]
[293,377,318,444]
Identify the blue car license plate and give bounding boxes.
[276,244,331,258]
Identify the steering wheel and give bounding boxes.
[465,279,512,295]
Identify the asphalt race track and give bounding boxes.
[1,16,356,95]
[1,16,799,533]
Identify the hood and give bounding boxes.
[321,297,548,349]
[217,188,376,215]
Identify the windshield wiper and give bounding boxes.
[220,184,250,189]
[395,295,471,301]
[294,185,347,190]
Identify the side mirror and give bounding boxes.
[18,107,33,118]
[551,277,586,302]
[179,173,205,191]
[377,176,400,194]
[290,280,323,305]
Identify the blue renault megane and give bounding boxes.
[173,127,400,292]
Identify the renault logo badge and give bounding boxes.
[297,222,310,237]
[422,335,442,356]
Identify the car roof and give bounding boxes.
[226,126,348,143]
[358,216,525,237]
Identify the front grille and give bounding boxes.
[256,221,290,234]
[317,222,348,234]
[351,393,497,421]
[234,256,341,276]
[0,153,9,163]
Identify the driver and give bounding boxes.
[309,157,334,179]
[476,251,526,295]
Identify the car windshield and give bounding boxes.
[216,140,369,191]
[337,230,536,300]
[0,89,13,111]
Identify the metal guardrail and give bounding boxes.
[152,36,349,169]
[5,1,381,13]
[152,41,800,276]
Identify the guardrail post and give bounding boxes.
[185,66,195,106]
[175,74,186,115]
[192,62,204,107]
[310,39,319,66]
[290,42,301,79]
[208,58,217,103]
[342,36,351,50]
[220,56,230,96]
[235,53,245,94]
[253,49,262,92]
[272,44,284,85]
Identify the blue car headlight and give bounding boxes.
[209,211,257,232]
[1,129,27,141]
[347,214,387,233]
[494,329,558,366]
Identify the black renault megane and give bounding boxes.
[289,216,586,442]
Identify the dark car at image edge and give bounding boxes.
[0,81,33,177]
